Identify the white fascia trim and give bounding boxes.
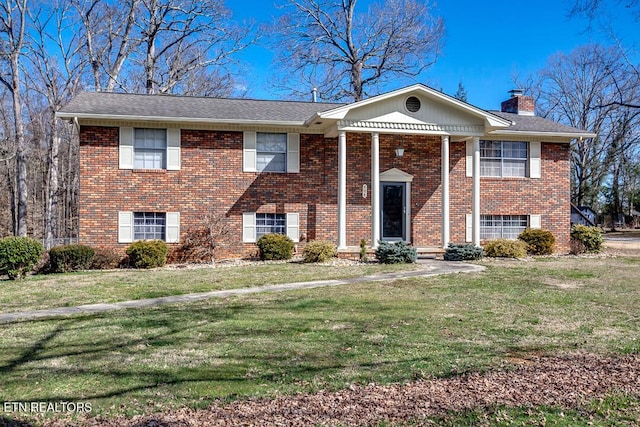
[55,112,307,127]
[488,130,598,139]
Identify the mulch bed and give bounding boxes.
[14,353,640,426]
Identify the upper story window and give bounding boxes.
[480,140,528,177]
[119,127,180,171]
[134,128,167,169]
[243,131,299,173]
[257,132,287,172]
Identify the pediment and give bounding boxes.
[318,84,511,131]
[380,168,413,182]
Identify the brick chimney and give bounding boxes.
[500,89,535,116]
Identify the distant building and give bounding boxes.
[571,205,596,227]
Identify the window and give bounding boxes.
[134,212,166,240]
[256,133,287,172]
[480,140,528,177]
[481,215,528,240]
[243,212,299,242]
[134,128,167,169]
[256,213,286,239]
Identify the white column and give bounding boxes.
[472,136,481,246]
[338,131,347,249]
[371,132,380,248]
[441,135,450,248]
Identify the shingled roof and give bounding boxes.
[58,92,345,124]
[58,90,594,138]
[489,111,593,136]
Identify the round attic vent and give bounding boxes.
[405,96,421,113]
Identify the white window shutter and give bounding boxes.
[465,213,472,242]
[465,140,473,177]
[166,128,181,170]
[118,211,134,243]
[530,141,541,178]
[243,131,257,172]
[119,127,134,169]
[530,214,542,229]
[287,133,300,173]
[286,213,299,242]
[243,212,256,242]
[166,212,180,243]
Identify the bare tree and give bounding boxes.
[72,0,140,92]
[534,44,638,209]
[0,0,28,236]
[270,0,444,101]
[25,0,85,247]
[570,0,640,23]
[133,0,253,95]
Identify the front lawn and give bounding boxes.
[0,262,416,314]
[0,255,639,425]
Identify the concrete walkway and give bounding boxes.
[0,260,484,324]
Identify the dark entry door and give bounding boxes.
[381,182,406,240]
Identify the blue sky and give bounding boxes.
[227,0,638,110]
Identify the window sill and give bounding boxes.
[132,169,168,174]
[479,176,531,180]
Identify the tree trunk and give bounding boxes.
[45,124,60,248]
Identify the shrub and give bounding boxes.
[48,244,95,273]
[359,238,368,262]
[518,228,556,255]
[483,239,528,258]
[126,240,168,268]
[443,243,483,261]
[302,240,337,263]
[0,236,44,279]
[570,224,604,254]
[375,241,417,264]
[256,233,294,261]
[91,247,124,270]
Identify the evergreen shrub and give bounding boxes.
[518,228,556,255]
[443,243,483,261]
[48,244,95,273]
[570,224,604,254]
[302,240,337,263]
[375,241,417,264]
[126,240,168,268]
[483,239,528,258]
[256,233,294,261]
[0,236,44,279]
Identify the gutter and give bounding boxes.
[54,112,308,128]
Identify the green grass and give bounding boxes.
[0,262,416,313]
[0,256,639,425]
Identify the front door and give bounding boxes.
[381,182,406,241]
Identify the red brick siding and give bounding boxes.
[79,126,571,257]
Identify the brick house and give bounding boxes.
[57,84,594,257]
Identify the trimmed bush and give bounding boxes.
[483,239,528,258]
[518,228,555,255]
[256,233,294,261]
[375,241,417,264]
[91,247,124,270]
[302,240,337,263]
[570,224,604,254]
[443,243,483,261]
[126,240,168,268]
[0,236,44,279]
[48,244,95,273]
